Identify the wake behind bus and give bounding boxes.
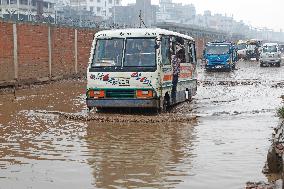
[86,28,197,111]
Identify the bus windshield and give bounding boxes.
[124,38,156,67]
[92,39,124,67]
[206,44,230,55]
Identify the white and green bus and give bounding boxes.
[86,28,197,111]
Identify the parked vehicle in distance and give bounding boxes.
[236,40,247,59]
[245,39,261,61]
[279,44,284,53]
[86,28,198,111]
[260,43,281,67]
[204,42,238,71]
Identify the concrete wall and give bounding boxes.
[0,21,97,86]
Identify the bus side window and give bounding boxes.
[185,41,190,63]
[161,36,171,65]
[176,37,186,63]
[191,43,197,63]
[187,42,194,63]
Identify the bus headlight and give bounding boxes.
[88,90,105,99]
[136,90,154,99]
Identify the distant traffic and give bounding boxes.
[203,39,283,71]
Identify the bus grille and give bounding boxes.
[105,89,135,99]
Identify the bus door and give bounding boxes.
[160,36,172,86]
[160,36,173,102]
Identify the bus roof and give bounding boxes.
[95,28,194,41]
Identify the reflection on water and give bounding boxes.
[0,80,198,189]
[85,122,197,188]
[0,61,284,188]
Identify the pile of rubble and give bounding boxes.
[245,181,276,189]
[35,110,198,124]
[272,122,284,162]
[269,121,284,173]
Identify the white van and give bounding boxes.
[260,43,281,67]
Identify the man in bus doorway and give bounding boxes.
[171,40,182,104]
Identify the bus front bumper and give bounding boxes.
[86,98,160,108]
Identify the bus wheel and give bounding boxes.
[162,94,170,112]
[185,89,192,101]
[96,107,107,112]
[87,107,93,112]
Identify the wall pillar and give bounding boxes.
[48,26,52,78]
[13,23,18,80]
[74,29,78,74]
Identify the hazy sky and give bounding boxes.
[122,0,283,31]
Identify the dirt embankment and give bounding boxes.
[246,121,284,189]
[269,121,284,172]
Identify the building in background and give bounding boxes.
[56,6,100,27]
[1,0,282,41]
[113,0,157,27]
[157,0,196,23]
[70,0,121,20]
[0,0,55,21]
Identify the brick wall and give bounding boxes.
[17,23,49,80]
[195,37,205,59]
[0,22,14,82]
[77,29,95,74]
[0,20,211,86]
[51,27,76,77]
[0,21,97,85]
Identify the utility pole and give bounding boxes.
[17,0,19,20]
[139,10,142,28]
[138,9,147,28]
[112,0,116,25]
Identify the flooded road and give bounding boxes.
[0,60,284,189]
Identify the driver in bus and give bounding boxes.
[126,40,140,66]
[138,40,154,66]
[105,41,121,66]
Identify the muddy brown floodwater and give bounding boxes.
[0,61,284,189]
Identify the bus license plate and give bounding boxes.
[118,78,130,86]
